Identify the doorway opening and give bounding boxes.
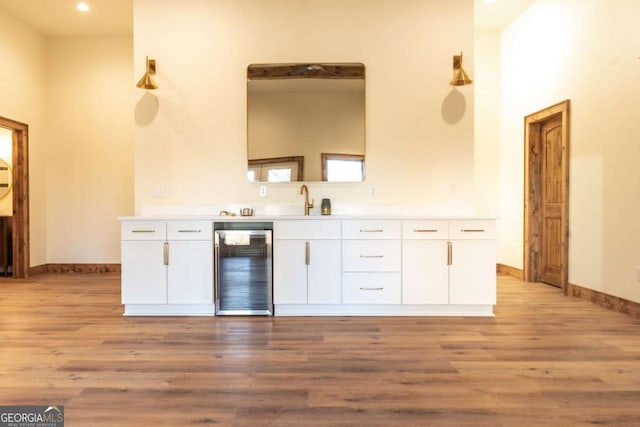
[524,100,570,294]
[0,116,30,279]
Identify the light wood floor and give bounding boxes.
[1,274,640,426]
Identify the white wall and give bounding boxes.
[134,0,475,216]
[0,7,47,266]
[499,0,640,302]
[45,37,134,263]
[474,31,501,216]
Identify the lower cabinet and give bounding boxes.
[121,220,213,308]
[274,239,341,304]
[449,240,496,305]
[402,220,496,306]
[273,220,342,305]
[402,240,449,304]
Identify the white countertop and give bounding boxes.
[119,214,497,221]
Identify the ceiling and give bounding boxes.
[475,0,538,31]
[0,0,535,37]
[0,0,132,37]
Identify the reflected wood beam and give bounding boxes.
[248,63,365,80]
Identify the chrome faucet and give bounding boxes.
[299,184,314,216]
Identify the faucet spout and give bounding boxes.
[299,184,314,216]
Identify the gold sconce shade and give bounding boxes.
[136,56,158,90]
[450,51,473,86]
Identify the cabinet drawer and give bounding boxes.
[448,220,495,239]
[121,221,166,240]
[342,240,400,271]
[343,273,401,304]
[274,220,341,240]
[402,220,449,239]
[167,221,212,240]
[342,220,401,239]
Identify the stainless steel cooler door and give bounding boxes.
[214,229,273,315]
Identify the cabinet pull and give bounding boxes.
[359,229,384,233]
[447,241,452,266]
[214,243,220,301]
[131,229,156,233]
[163,242,169,265]
[359,255,384,258]
[360,287,384,291]
[461,229,485,233]
[305,241,310,266]
[414,229,438,233]
[178,229,201,233]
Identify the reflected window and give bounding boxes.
[248,156,303,182]
[321,153,365,182]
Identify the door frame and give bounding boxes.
[0,116,29,278]
[523,100,570,294]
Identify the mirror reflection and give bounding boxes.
[247,63,365,182]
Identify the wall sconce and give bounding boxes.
[450,51,473,86]
[136,56,158,90]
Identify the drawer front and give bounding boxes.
[274,220,341,240]
[121,221,166,240]
[167,221,213,240]
[342,220,401,239]
[448,220,496,240]
[342,240,401,271]
[402,220,449,239]
[343,273,401,304]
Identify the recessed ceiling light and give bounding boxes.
[76,2,90,12]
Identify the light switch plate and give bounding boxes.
[260,185,267,197]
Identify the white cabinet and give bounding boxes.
[342,220,401,305]
[121,220,213,308]
[402,220,449,304]
[121,221,167,304]
[448,220,496,305]
[402,219,496,306]
[273,220,341,304]
[166,221,213,304]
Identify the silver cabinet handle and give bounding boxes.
[132,230,156,233]
[461,229,485,233]
[163,242,169,265]
[359,229,383,233]
[414,229,438,233]
[214,243,220,301]
[360,287,384,291]
[447,241,452,266]
[177,229,201,233]
[305,241,310,266]
[359,255,384,258]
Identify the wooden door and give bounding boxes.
[524,100,570,293]
[539,115,564,286]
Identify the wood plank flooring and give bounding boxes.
[1,274,640,426]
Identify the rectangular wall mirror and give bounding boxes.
[247,63,365,183]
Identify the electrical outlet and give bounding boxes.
[152,186,165,199]
[369,186,376,197]
[259,185,267,197]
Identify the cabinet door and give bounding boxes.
[449,240,496,305]
[273,240,308,304]
[167,240,213,304]
[308,240,341,304]
[402,240,449,304]
[121,240,167,304]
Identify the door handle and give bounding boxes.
[447,241,452,266]
[214,243,220,301]
[305,241,310,265]
[163,242,169,265]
